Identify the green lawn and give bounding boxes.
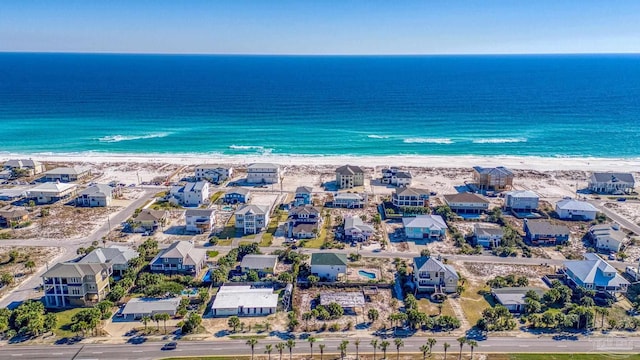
[216,239,233,246]
[417,298,457,318]
[53,308,84,338]
[207,250,219,258]
[259,233,273,247]
[218,216,238,239]
[459,283,493,326]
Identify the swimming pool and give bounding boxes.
[222,206,233,211]
[358,270,377,279]
[181,288,198,296]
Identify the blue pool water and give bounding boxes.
[358,270,377,279]
[181,288,198,296]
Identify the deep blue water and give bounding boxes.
[1,53,639,158]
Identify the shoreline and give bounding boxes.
[2,151,640,172]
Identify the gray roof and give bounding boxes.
[185,208,215,217]
[492,287,545,306]
[443,192,489,204]
[505,190,539,199]
[590,172,635,184]
[525,220,570,236]
[293,223,318,233]
[336,165,364,176]
[0,206,28,219]
[473,166,514,176]
[42,262,109,279]
[4,159,41,169]
[402,215,447,230]
[80,184,113,197]
[295,186,313,194]
[122,297,181,315]
[248,163,279,170]
[413,256,459,280]
[241,255,278,270]
[395,187,430,197]
[153,241,207,266]
[556,199,598,212]
[196,164,230,170]
[344,216,374,232]
[235,204,268,215]
[29,182,77,194]
[335,193,364,200]
[564,253,629,287]
[474,224,504,237]
[78,246,138,266]
[225,187,250,196]
[289,205,320,217]
[45,166,90,175]
[395,171,412,179]
[136,209,167,222]
[212,286,278,310]
[311,253,348,266]
[589,223,626,246]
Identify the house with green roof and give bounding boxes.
[311,253,348,282]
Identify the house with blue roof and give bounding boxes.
[563,253,629,296]
[402,215,448,240]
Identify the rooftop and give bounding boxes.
[136,209,167,222]
[235,204,268,215]
[29,182,77,193]
[413,256,459,279]
[564,253,629,288]
[225,187,251,196]
[211,286,278,309]
[311,253,348,266]
[185,208,215,217]
[402,215,447,230]
[44,166,91,175]
[556,198,598,212]
[79,184,113,197]
[42,262,109,279]
[336,164,364,176]
[474,224,505,237]
[492,287,545,306]
[473,166,514,177]
[152,241,206,266]
[505,190,539,198]
[78,246,138,266]
[248,163,279,170]
[122,297,181,315]
[443,192,489,204]
[395,187,430,197]
[591,172,635,184]
[525,220,570,235]
[241,255,279,270]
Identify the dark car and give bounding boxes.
[162,342,178,350]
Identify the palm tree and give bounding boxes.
[598,307,610,329]
[456,337,466,360]
[467,340,478,360]
[370,339,378,360]
[338,340,349,360]
[247,337,258,360]
[419,344,429,360]
[379,340,390,359]
[276,343,286,360]
[152,313,161,331]
[265,344,273,360]
[394,339,403,360]
[443,343,450,360]
[140,315,151,331]
[308,336,317,359]
[319,344,325,360]
[354,339,361,359]
[155,313,170,334]
[427,338,437,355]
[24,260,35,273]
[287,339,296,360]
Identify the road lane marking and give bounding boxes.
[132,350,144,352]
[92,352,103,354]
[11,355,23,357]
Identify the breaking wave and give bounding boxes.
[403,137,454,144]
[472,137,528,144]
[98,132,171,143]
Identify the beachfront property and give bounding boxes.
[491,287,545,313]
[149,241,207,276]
[246,163,279,184]
[240,255,279,276]
[133,209,167,232]
[27,182,78,204]
[555,198,598,221]
[0,189,26,201]
[76,184,114,207]
[392,187,430,207]
[235,204,268,234]
[472,166,514,192]
[381,167,412,187]
[589,223,627,253]
[524,219,570,245]
[42,262,111,308]
[402,215,448,240]
[121,297,181,320]
[333,192,367,208]
[504,190,539,212]
[287,205,321,239]
[185,208,215,234]
[443,192,490,214]
[473,223,504,248]
[211,285,278,317]
[311,253,348,282]
[223,187,251,204]
[587,172,635,195]
[195,164,233,183]
[0,169,11,180]
[169,181,210,207]
[3,159,45,177]
[0,206,29,228]
[294,186,313,206]
[344,215,375,241]
[335,165,365,189]
[562,253,629,295]
[78,245,139,277]
[43,166,91,182]
[412,256,459,294]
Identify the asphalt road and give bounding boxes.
[2,336,639,360]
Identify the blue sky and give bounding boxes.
[1,0,639,54]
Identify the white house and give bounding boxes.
[589,223,627,253]
[344,216,375,241]
[413,256,459,293]
[3,159,45,177]
[43,167,91,182]
[247,163,279,184]
[588,172,635,195]
[170,181,210,207]
[28,182,78,204]
[195,165,233,183]
[235,205,268,234]
[474,224,504,248]
[504,190,539,212]
[334,192,366,208]
[185,208,215,234]
[381,167,412,187]
[402,215,448,240]
[211,286,278,317]
[76,184,113,207]
[311,253,348,282]
[555,198,598,221]
[392,187,430,207]
[121,297,181,320]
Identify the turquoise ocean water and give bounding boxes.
[1,53,639,159]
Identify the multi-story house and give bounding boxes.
[402,215,448,240]
[240,255,279,276]
[3,159,45,177]
[149,241,207,276]
[344,216,375,241]
[443,192,490,214]
[588,172,635,195]
[555,198,598,221]
[287,205,321,239]
[413,256,459,293]
[42,262,111,308]
[235,204,268,234]
[504,190,539,212]
[589,223,627,253]
[472,166,514,191]
[563,253,629,296]
[311,253,348,282]
[334,192,366,208]
[381,167,412,187]
[0,206,29,228]
[335,165,365,189]
[195,165,233,183]
[185,208,215,234]
[224,187,251,204]
[78,245,139,277]
[43,167,91,182]
[473,224,504,248]
[392,187,430,207]
[247,163,279,184]
[76,184,114,207]
[133,209,168,232]
[524,219,570,245]
[294,186,313,206]
[170,181,210,207]
[28,182,78,204]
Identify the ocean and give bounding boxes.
[1,53,639,159]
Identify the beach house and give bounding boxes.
[185,208,215,234]
[443,192,490,214]
[589,223,627,253]
[235,204,268,234]
[504,190,539,213]
[334,192,366,208]
[555,198,598,221]
[294,186,313,206]
[474,224,504,248]
[381,167,413,187]
[134,209,167,232]
[412,256,459,294]
[287,205,321,239]
[402,215,448,240]
[42,262,111,308]
[0,206,29,228]
[491,287,545,313]
[240,255,279,276]
[344,216,375,241]
[563,253,629,295]
[223,187,251,204]
[3,159,45,177]
[78,245,139,277]
[121,297,181,320]
[524,219,570,245]
[149,241,207,276]
[588,172,635,195]
[211,286,278,317]
[311,253,348,282]
[246,163,279,184]
[195,164,233,183]
[392,187,430,207]
[27,182,78,204]
[170,181,210,207]
[76,184,114,207]
[335,165,365,189]
[472,166,514,192]
[43,167,91,182]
